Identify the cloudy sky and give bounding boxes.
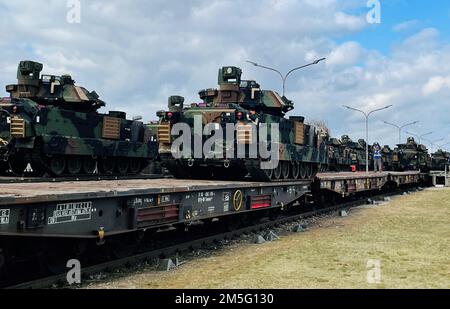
[1,0,450,150]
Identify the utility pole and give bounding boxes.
[246,58,326,97]
[343,105,393,173]
[383,121,419,144]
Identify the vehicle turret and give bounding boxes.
[197,66,293,117]
[5,60,105,111]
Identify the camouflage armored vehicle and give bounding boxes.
[0,60,156,176]
[391,137,430,172]
[431,149,450,171]
[156,66,329,181]
[142,121,163,175]
[381,145,393,171]
[327,137,353,171]
[339,135,370,171]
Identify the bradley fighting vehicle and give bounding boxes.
[156,66,329,181]
[381,145,393,171]
[0,61,156,176]
[431,149,450,171]
[339,135,370,171]
[391,137,430,172]
[327,137,353,171]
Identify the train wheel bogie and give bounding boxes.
[108,234,139,259]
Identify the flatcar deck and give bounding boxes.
[0,171,427,239]
[317,171,420,180]
[0,171,426,205]
[316,171,426,196]
[0,179,310,206]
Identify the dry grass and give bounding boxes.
[87,188,450,289]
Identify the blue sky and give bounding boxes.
[345,0,450,54]
[0,0,449,150]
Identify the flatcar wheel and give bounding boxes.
[300,163,307,179]
[129,159,142,174]
[116,158,129,175]
[82,158,97,174]
[67,156,82,175]
[109,235,138,259]
[49,156,66,176]
[99,158,115,175]
[9,158,27,175]
[272,163,282,180]
[281,161,290,180]
[291,162,300,180]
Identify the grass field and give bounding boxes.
[88,188,450,289]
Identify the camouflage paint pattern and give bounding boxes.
[0,61,156,175]
[431,149,450,171]
[157,66,328,181]
[391,137,431,172]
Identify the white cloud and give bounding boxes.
[334,12,365,31]
[393,20,419,32]
[422,76,450,95]
[327,42,364,67]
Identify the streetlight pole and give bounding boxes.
[437,142,450,151]
[423,138,444,153]
[246,58,326,97]
[383,121,419,144]
[343,105,393,173]
[405,131,433,145]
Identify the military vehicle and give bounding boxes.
[339,135,370,171]
[156,66,328,181]
[431,149,450,171]
[327,137,353,171]
[391,137,430,172]
[0,60,156,176]
[142,122,163,174]
[381,145,393,171]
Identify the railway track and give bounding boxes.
[5,188,414,289]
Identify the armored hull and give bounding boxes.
[431,149,450,171]
[157,66,328,181]
[0,98,156,176]
[391,138,431,172]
